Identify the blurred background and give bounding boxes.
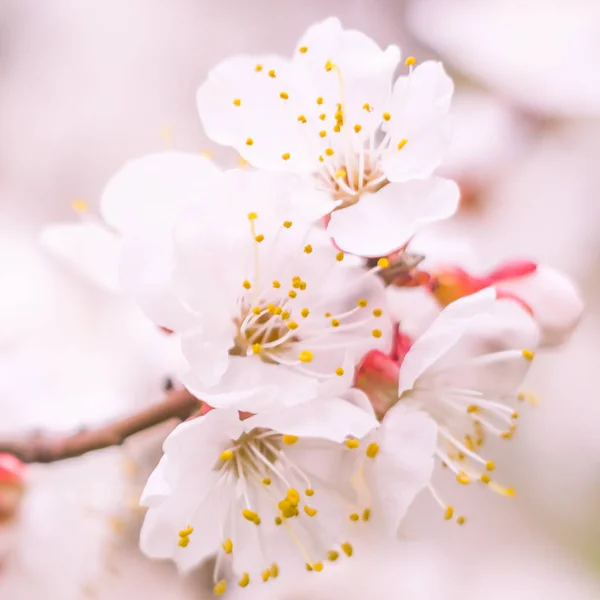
[0,0,599,598]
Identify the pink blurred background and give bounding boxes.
[0,1,599,598]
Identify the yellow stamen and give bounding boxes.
[335,367,345,376]
[522,349,535,361]
[283,434,299,445]
[372,308,383,317]
[282,152,291,160]
[262,477,271,485]
[262,569,270,582]
[444,506,454,520]
[382,112,391,121]
[377,257,390,268]
[268,69,276,78]
[288,290,297,298]
[405,56,416,66]
[366,442,379,459]
[304,244,313,254]
[349,513,359,522]
[335,168,347,178]
[242,509,260,524]
[255,233,264,242]
[357,299,368,307]
[214,580,227,595]
[397,138,408,150]
[313,562,324,572]
[233,98,241,106]
[336,251,344,261]
[353,124,362,133]
[301,308,309,318]
[341,542,353,557]
[246,137,254,146]
[222,538,233,554]
[255,64,263,72]
[252,306,262,315]
[287,488,301,505]
[362,508,371,522]
[456,472,471,485]
[319,130,327,138]
[252,343,262,354]
[281,311,290,320]
[272,280,281,288]
[280,91,289,100]
[297,114,307,123]
[345,439,359,449]
[178,537,189,547]
[247,211,258,220]
[305,488,314,496]
[319,113,326,121]
[242,279,252,289]
[324,148,334,156]
[456,516,466,525]
[305,563,313,572]
[298,350,313,363]
[316,96,324,105]
[327,550,339,561]
[179,526,193,537]
[362,103,371,111]
[283,220,292,228]
[486,461,495,472]
[238,573,250,588]
[371,329,382,338]
[287,321,299,330]
[220,450,234,461]
[71,199,88,213]
[304,506,318,517]
[274,516,282,525]
[481,473,491,484]
[299,46,308,53]
[331,318,340,327]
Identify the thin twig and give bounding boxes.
[0,388,199,464]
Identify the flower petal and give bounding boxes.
[328,177,460,257]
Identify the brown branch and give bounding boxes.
[0,388,200,464]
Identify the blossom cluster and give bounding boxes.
[46,18,583,595]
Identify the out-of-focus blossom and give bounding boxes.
[408,0,600,117]
[102,155,392,413]
[140,393,379,587]
[196,17,459,256]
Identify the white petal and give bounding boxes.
[181,324,232,388]
[399,288,497,395]
[498,265,584,347]
[328,177,460,257]
[100,152,219,236]
[382,61,454,182]
[181,357,320,412]
[139,455,171,508]
[365,406,437,532]
[247,394,379,443]
[40,222,121,293]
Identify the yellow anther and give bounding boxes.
[259,476,271,486]
[238,573,250,588]
[324,312,332,317]
[362,103,371,111]
[283,220,293,228]
[252,306,261,316]
[246,137,254,146]
[304,244,313,254]
[301,308,309,318]
[327,550,339,561]
[305,563,313,571]
[287,321,299,330]
[333,124,341,133]
[382,112,391,121]
[251,343,262,354]
[214,580,227,595]
[305,488,314,496]
[486,461,495,472]
[313,562,324,572]
[304,505,318,517]
[362,508,371,522]
[319,130,327,138]
[377,257,390,268]
[281,311,290,320]
[505,487,516,497]
[255,63,263,72]
[522,349,535,361]
[444,506,454,520]
[287,488,301,505]
[467,405,479,414]
[272,280,281,288]
[282,152,291,160]
[372,329,382,338]
[233,98,241,106]
[274,306,283,315]
[335,367,345,376]
[288,290,297,298]
[324,148,334,156]
[222,538,233,554]
[270,563,279,578]
[405,56,416,66]
[349,513,359,522]
[283,434,299,445]
[242,280,252,289]
[512,411,519,419]
[353,124,362,133]
[299,46,308,53]
[366,442,379,459]
[335,168,347,178]
[318,155,324,162]
[178,537,189,547]
[481,473,491,484]
[298,350,313,363]
[242,509,260,524]
[297,114,307,123]
[317,96,324,105]
[300,281,307,290]
[341,542,353,557]
[372,308,383,317]
[220,449,234,461]
[345,439,359,450]
[319,113,326,120]
[501,431,513,440]
[179,526,194,537]
[268,69,276,78]
[262,569,270,582]
[357,299,368,307]
[325,60,334,71]
[280,91,289,100]
[274,516,282,525]
[331,318,340,327]
[456,516,466,525]
[278,499,298,518]
[336,251,344,261]
[397,138,408,150]
[456,472,471,485]
[247,211,258,220]
[71,199,88,213]
[267,303,276,314]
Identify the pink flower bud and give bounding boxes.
[355,350,401,419]
[0,454,26,526]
